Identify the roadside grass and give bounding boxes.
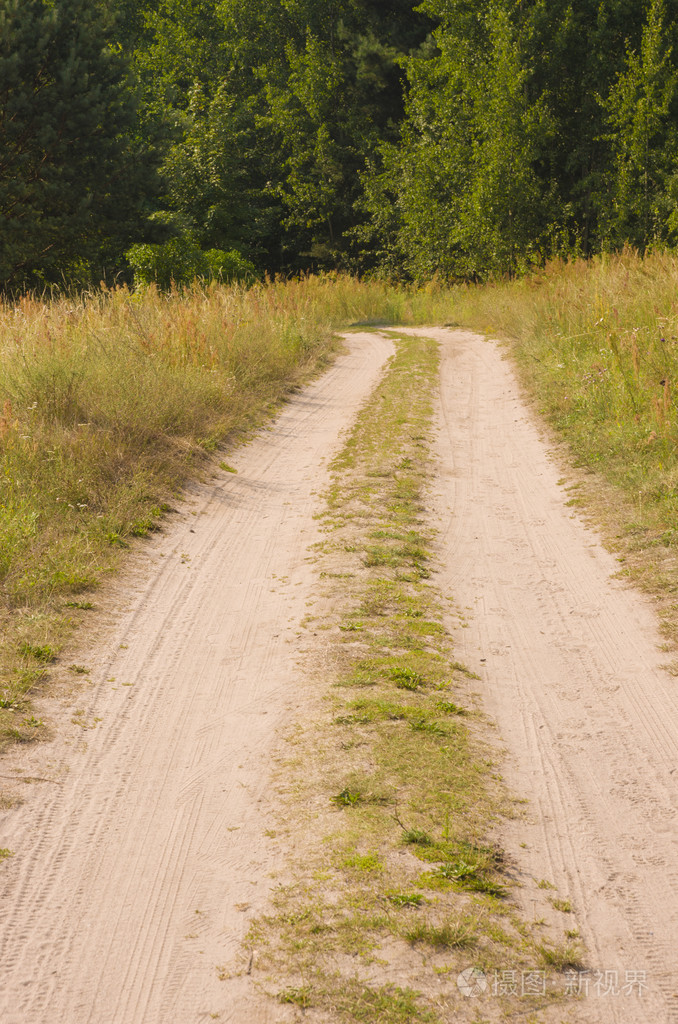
[446,249,678,651]
[0,276,454,750]
[245,333,578,1021]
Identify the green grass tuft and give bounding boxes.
[404,918,477,950]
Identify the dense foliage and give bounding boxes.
[380,0,678,278]
[3,0,678,287]
[0,0,156,289]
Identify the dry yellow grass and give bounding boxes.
[7,252,675,748]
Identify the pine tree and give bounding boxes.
[0,0,150,289]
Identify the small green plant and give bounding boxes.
[457,874,506,898]
[409,717,447,736]
[402,828,434,847]
[404,918,477,950]
[0,848,15,861]
[390,666,423,690]
[338,984,439,1022]
[197,437,217,452]
[386,891,426,907]
[436,859,475,880]
[129,512,161,536]
[342,850,384,873]
[551,898,572,913]
[435,859,507,898]
[333,788,363,807]
[277,986,312,1008]
[435,699,467,716]
[538,941,585,971]
[363,545,399,567]
[19,642,55,663]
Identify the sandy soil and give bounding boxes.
[0,332,393,1024]
[2,326,678,1023]
[422,327,678,1024]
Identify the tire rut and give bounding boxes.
[424,326,678,1023]
[0,332,394,1024]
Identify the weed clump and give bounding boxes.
[404,918,477,950]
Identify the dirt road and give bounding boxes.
[1,327,678,1022]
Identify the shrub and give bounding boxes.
[126,236,257,289]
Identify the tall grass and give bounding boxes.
[0,275,442,747]
[448,250,678,625]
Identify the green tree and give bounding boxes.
[373,2,550,279]
[459,6,550,276]
[0,0,152,289]
[130,0,288,266]
[265,0,434,269]
[131,0,433,273]
[359,29,473,279]
[604,0,678,246]
[523,0,649,252]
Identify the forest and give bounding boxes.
[3,0,678,289]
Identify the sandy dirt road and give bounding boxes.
[0,332,393,1024]
[423,327,678,1023]
[2,326,678,1023]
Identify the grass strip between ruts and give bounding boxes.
[244,332,581,1023]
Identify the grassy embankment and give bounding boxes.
[245,333,580,1022]
[0,277,451,750]
[448,250,678,653]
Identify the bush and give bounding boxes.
[126,236,257,289]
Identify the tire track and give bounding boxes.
[424,326,678,1023]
